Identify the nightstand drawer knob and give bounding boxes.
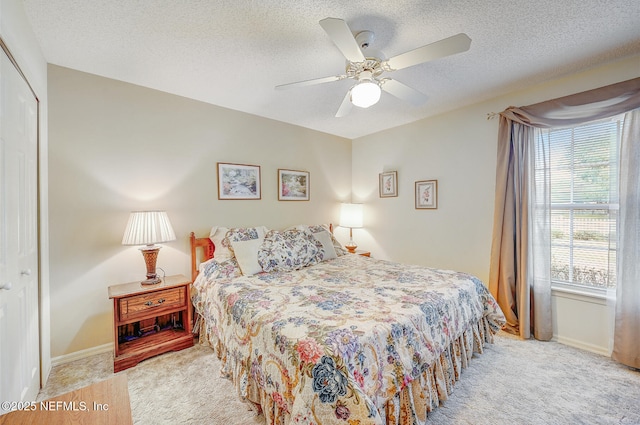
[157,298,165,304]
[145,301,153,306]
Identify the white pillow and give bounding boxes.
[230,238,264,276]
[312,230,337,261]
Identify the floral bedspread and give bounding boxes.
[192,254,505,424]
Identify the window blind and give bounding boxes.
[545,117,621,289]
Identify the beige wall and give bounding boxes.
[1,0,51,380]
[48,65,352,357]
[48,52,639,359]
[351,101,498,282]
[352,54,640,354]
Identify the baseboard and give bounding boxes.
[553,335,610,357]
[51,343,113,367]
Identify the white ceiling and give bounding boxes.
[22,0,640,139]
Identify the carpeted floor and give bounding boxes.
[38,333,640,425]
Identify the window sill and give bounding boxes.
[551,282,609,305]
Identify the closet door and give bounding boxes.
[0,45,40,412]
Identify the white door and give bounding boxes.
[0,46,40,413]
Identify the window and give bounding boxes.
[544,115,622,291]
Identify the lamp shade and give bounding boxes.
[122,211,176,246]
[339,203,363,229]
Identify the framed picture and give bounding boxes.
[217,162,261,200]
[379,171,398,198]
[415,180,438,209]
[278,169,310,201]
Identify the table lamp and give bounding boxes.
[122,211,176,285]
[339,203,363,253]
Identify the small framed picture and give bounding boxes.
[278,169,310,201]
[379,171,398,198]
[415,180,437,209]
[217,162,261,200]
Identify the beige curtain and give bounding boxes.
[489,77,640,341]
[490,116,552,340]
[612,109,640,369]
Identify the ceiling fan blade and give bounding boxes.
[276,75,346,90]
[319,17,366,63]
[385,33,471,71]
[335,90,353,117]
[381,79,428,106]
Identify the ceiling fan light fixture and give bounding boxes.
[351,79,381,108]
[278,18,471,117]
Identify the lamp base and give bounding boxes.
[345,228,357,254]
[345,242,358,254]
[140,245,163,285]
[141,276,162,285]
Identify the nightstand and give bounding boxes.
[108,274,193,372]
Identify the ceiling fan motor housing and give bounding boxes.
[355,30,375,49]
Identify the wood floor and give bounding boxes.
[0,374,132,425]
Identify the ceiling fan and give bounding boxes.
[276,17,471,117]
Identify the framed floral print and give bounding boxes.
[379,171,398,198]
[278,169,310,201]
[415,180,437,209]
[217,162,261,200]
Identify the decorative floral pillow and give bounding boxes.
[201,257,242,280]
[305,224,347,256]
[222,226,268,254]
[258,229,324,272]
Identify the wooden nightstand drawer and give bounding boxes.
[119,288,185,321]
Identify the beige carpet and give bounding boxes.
[38,333,640,425]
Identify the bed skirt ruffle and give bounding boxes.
[379,316,495,424]
[197,316,498,425]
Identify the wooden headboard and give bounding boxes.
[190,232,215,282]
[189,224,334,282]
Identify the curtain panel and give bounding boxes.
[489,77,640,343]
[613,109,640,369]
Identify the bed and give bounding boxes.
[190,225,506,424]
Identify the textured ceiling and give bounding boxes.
[22,0,640,139]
